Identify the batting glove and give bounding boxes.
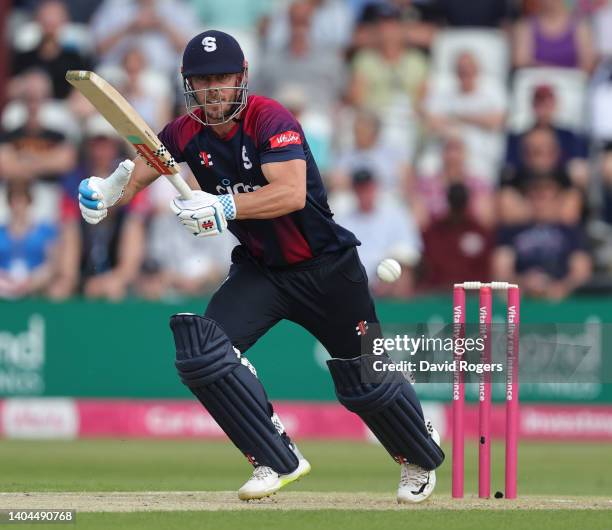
[78,159,134,224]
[170,190,233,237]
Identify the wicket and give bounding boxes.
[452,281,520,499]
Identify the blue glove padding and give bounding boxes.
[78,179,103,210]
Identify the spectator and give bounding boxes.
[330,109,411,195]
[65,116,148,300]
[493,175,592,300]
[254,1,346,113]
[0,70,77,222]
[349,5,428,158]
[424,50,507,180]
[136,176,234,300]
[420,183,492,291]
[90,0,198,77]
[349,6,428,116]
[499,125,583,225]
[0,70,76,184]
[335,169,421,298]
[413,134,495,230]
[79,195,148,301]
[505,84,589,188]
[513,0,595,72]
[10,0,91,99]
[119,47,173,133]
[0,180,59,299]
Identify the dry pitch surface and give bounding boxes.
[1,492,611,512]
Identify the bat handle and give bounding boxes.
[166,174,193,200]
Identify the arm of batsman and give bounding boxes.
[78,159,134,224]
[170,190,230,237]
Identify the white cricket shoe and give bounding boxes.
[238,446,311,501]
[397,420,441,504]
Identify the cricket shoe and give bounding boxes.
[238,444,311,501]
[397,420,440,504]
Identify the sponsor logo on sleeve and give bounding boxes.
[269,131,302,149]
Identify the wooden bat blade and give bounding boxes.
[66,70,192,199]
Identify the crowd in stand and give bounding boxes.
[2,0,612,302]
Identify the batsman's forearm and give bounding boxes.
[233,182,306,219]
[116,157,159,206]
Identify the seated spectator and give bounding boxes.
[90,0,198,76]
[335,169,421,298]
[499,125,583,225]
[413,134,495,230]
[493,175,592,300]
[420,183,492,291]
[0,70,76,186]
[10,0,91,99]
[349,6,428,116]
[0,70,77,223]
[513,0,595,72]
[423,50,507,180]
[349,5,429,158]
[254,0,346,113]
[79,196,148,301]
[64,116,148,300]
[505,84,589,188]
[330,109,411,195]
[0,180,59,299]
[136,176,234,300]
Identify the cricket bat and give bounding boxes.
[65,70,193,199]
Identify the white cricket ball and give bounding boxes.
[376,258,402,283]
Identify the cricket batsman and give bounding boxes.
[77,30,444,502]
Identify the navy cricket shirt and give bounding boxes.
[159,95,358,267]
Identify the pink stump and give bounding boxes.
[505,286,520,499]
[478,286,492,498]
[452,286,466,498]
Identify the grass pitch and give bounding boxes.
[0,439,610,529]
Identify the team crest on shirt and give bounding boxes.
[270,131,301,149]
[199,151,214,167]
[355,320,369,336]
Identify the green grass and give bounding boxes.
[1,439,611,496]
[0,439,610,529]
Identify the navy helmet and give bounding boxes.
[181,30,249,126]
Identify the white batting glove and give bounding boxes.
[78,159,134,224]
[170,190,230,237]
